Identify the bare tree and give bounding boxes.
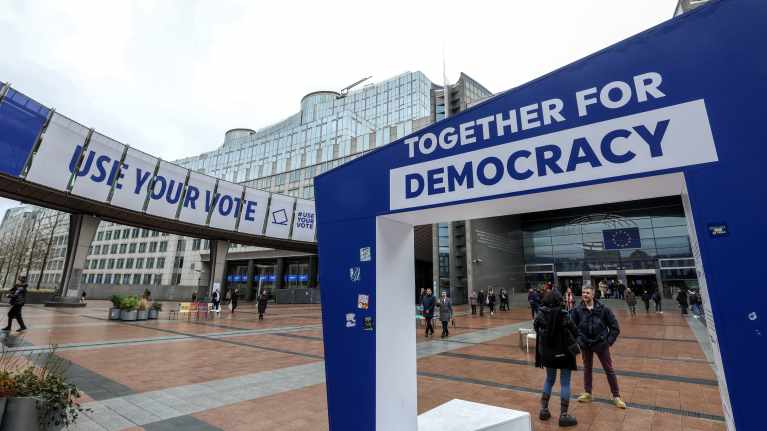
[35,212,62,290]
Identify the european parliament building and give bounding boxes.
[0,69,699,304]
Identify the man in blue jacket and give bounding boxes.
[571,285,626,409]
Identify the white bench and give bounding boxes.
[419,399,532,431]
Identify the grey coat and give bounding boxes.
[438,297,453,321]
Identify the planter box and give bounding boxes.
[120,310,137,321]
[136,310,148,321]
[0,397,64,431]
[148,309,159,319]
[108,308,121,320]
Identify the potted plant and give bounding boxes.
[0,346,90,430]
[119,296,138,321]
[108,295,122,320]
[148,302,162,320]
[136,298,149,321]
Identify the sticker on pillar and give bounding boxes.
[360,247,371,262]
[238,188,270,236]
[110,148,159,212]
[346,313,356,328]
[349,267,361,282]
[209,180,245,231]
[264,194,295,239]
[146,161,189,220]
[25,112,90,192]
[291,199,317,242]
[70,132,127,203]
[363,316,374,331]
[178,171,217,226]
[357,294,369,310]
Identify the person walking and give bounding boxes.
[437,291,453,338]
[257,290,269,320]
[641,289,651,314]
[422,288,436,337]
[487,288,497,316]
[3,276,28,333]
[571,285,626,409]
[535,291,579,427]
[528,288,541,319]
[500,289,509,312]
[478,289,486,317]
[469,291,478,315]
[80,289,88,305]
[618,282,626,300]
[211,288,221,316]
[676,289,689,315]
[231,288,240,314]
[565,287,575,312]
[652,289,663,313]
[625,288,637,317]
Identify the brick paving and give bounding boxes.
[0,298,726,430]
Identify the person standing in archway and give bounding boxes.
[572,285,626,410]
[676,289,689,315]
[652,288,663,314]
[535,290,579,427]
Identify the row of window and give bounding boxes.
[85,257,166,270]
[95,227,168,242]
[83,273,162,286]
[89,241,169,255]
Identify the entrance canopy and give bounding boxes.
[315,1,766,429]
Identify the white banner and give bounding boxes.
[70,132,126,202]
[390,100,718,210]
[26,113,89,192]
[109,148,158,212]
[178,171,218,226]
[265,194,295,239]
[146,161,188,220]
[237,188,270,236]
[291,199,317,242]
[209,180,244,231]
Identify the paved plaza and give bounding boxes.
[0,299,725,431]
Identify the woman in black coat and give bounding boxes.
[534,291,578,427]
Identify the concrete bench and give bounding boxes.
[418,399,532,431]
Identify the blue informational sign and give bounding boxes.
[602,227,641,249]
[315,1,766,430]
[299,275,309,282]
[287,275,298,282]
[226,275,234,282]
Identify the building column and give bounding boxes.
[308,255,318,289]
[246,259,255,301]
[275,257,286,291]
[208,240,230,298]
[59,214,100,299]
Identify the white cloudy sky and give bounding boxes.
[0,0,674,220]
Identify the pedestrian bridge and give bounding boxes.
[0,82,316,252]
[0,82,316,297]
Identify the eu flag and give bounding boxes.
[603,227,641,250]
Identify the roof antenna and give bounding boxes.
[443,42,450,118]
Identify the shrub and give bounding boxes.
[0,345,90,428]
[119,296,139,311]
[109,295,123,308]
